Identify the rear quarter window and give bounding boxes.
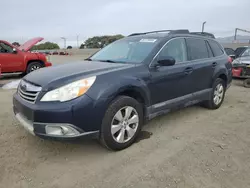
[208,40,224,57]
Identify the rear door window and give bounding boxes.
[205,41,214,57]
[208,40,224,57]
[186,38,209,60]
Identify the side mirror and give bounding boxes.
[13,48,18,54]
[157,56,176,66]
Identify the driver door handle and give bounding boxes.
[212,62,217,68]
[184,67,193,75]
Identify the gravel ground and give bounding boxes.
[0,55,250,188]
[0,80,249,188]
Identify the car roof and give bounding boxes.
[127,30,216,40]
[0,40,8,43]
[127,32,170,39]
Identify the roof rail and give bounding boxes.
[128,30,216,39]
[190,32,215,39]
[128,29,190,36]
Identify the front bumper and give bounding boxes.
[13,92,104,140]
[232,67,243,77]
[14,112,99,140]
[232,65,250,78]
[45,61,52,67]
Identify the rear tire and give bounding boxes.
[100,96,143,151]
[202,78,226,109]
[26,62,42,74]
[243,79,250,88]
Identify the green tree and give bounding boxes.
[31,42,60,50]
[12,42,20,47]
[84,34,124,48]
[79,43,85,49]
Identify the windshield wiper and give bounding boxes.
[98,60,118,63]
[85,58,92,61]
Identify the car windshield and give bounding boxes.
[241,47,250,57]
[235,47,247,57]
[224,48,235,55]
[89,37,159,63]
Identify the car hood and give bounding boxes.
[236,56,250,64]
[23,61,134,90]
[18,37,44,51]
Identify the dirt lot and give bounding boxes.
[0,59,250,187]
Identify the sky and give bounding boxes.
[2,0,250,47]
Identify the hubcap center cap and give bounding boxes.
[122,121,128,128]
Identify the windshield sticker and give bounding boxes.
[139,39,157,43]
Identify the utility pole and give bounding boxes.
[202,21,206,32]
[61,37,67,49]
[76,35,79,48]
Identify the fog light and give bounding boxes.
[45,125,80,136]
[45,126,63,136]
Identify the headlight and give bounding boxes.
[40,76,96,102]
[46,55,50,62]
[232,60,240,64]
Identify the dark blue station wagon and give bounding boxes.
[13,30,232,150]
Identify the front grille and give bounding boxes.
[245,67,250,76]
[18,80,42,103]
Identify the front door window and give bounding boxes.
[0,42,13,53]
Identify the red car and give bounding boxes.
[0,37,52,76]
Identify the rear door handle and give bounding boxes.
[184,67,193,75]
[212,62,217,68]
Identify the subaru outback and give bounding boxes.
[13,30,232,150]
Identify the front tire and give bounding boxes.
[243,79,250,88]
[26,62,42,74]
[203,78,226,109]
[100,96,143,151]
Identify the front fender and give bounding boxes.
[88,75,151,107]
[105,76,150,106]
[84,75,151,127]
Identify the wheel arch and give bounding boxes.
[116,87,150,106]
[218,74,228,87]
[26,60,45,69]
[212,70,228,88]
[107,86,150,119]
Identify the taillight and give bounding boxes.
[228,56,233,63]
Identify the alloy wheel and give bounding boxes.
[213,83,224,105]
[30,65,41,72]
[111,106,139,143]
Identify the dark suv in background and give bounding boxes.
[13,30,232,151]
